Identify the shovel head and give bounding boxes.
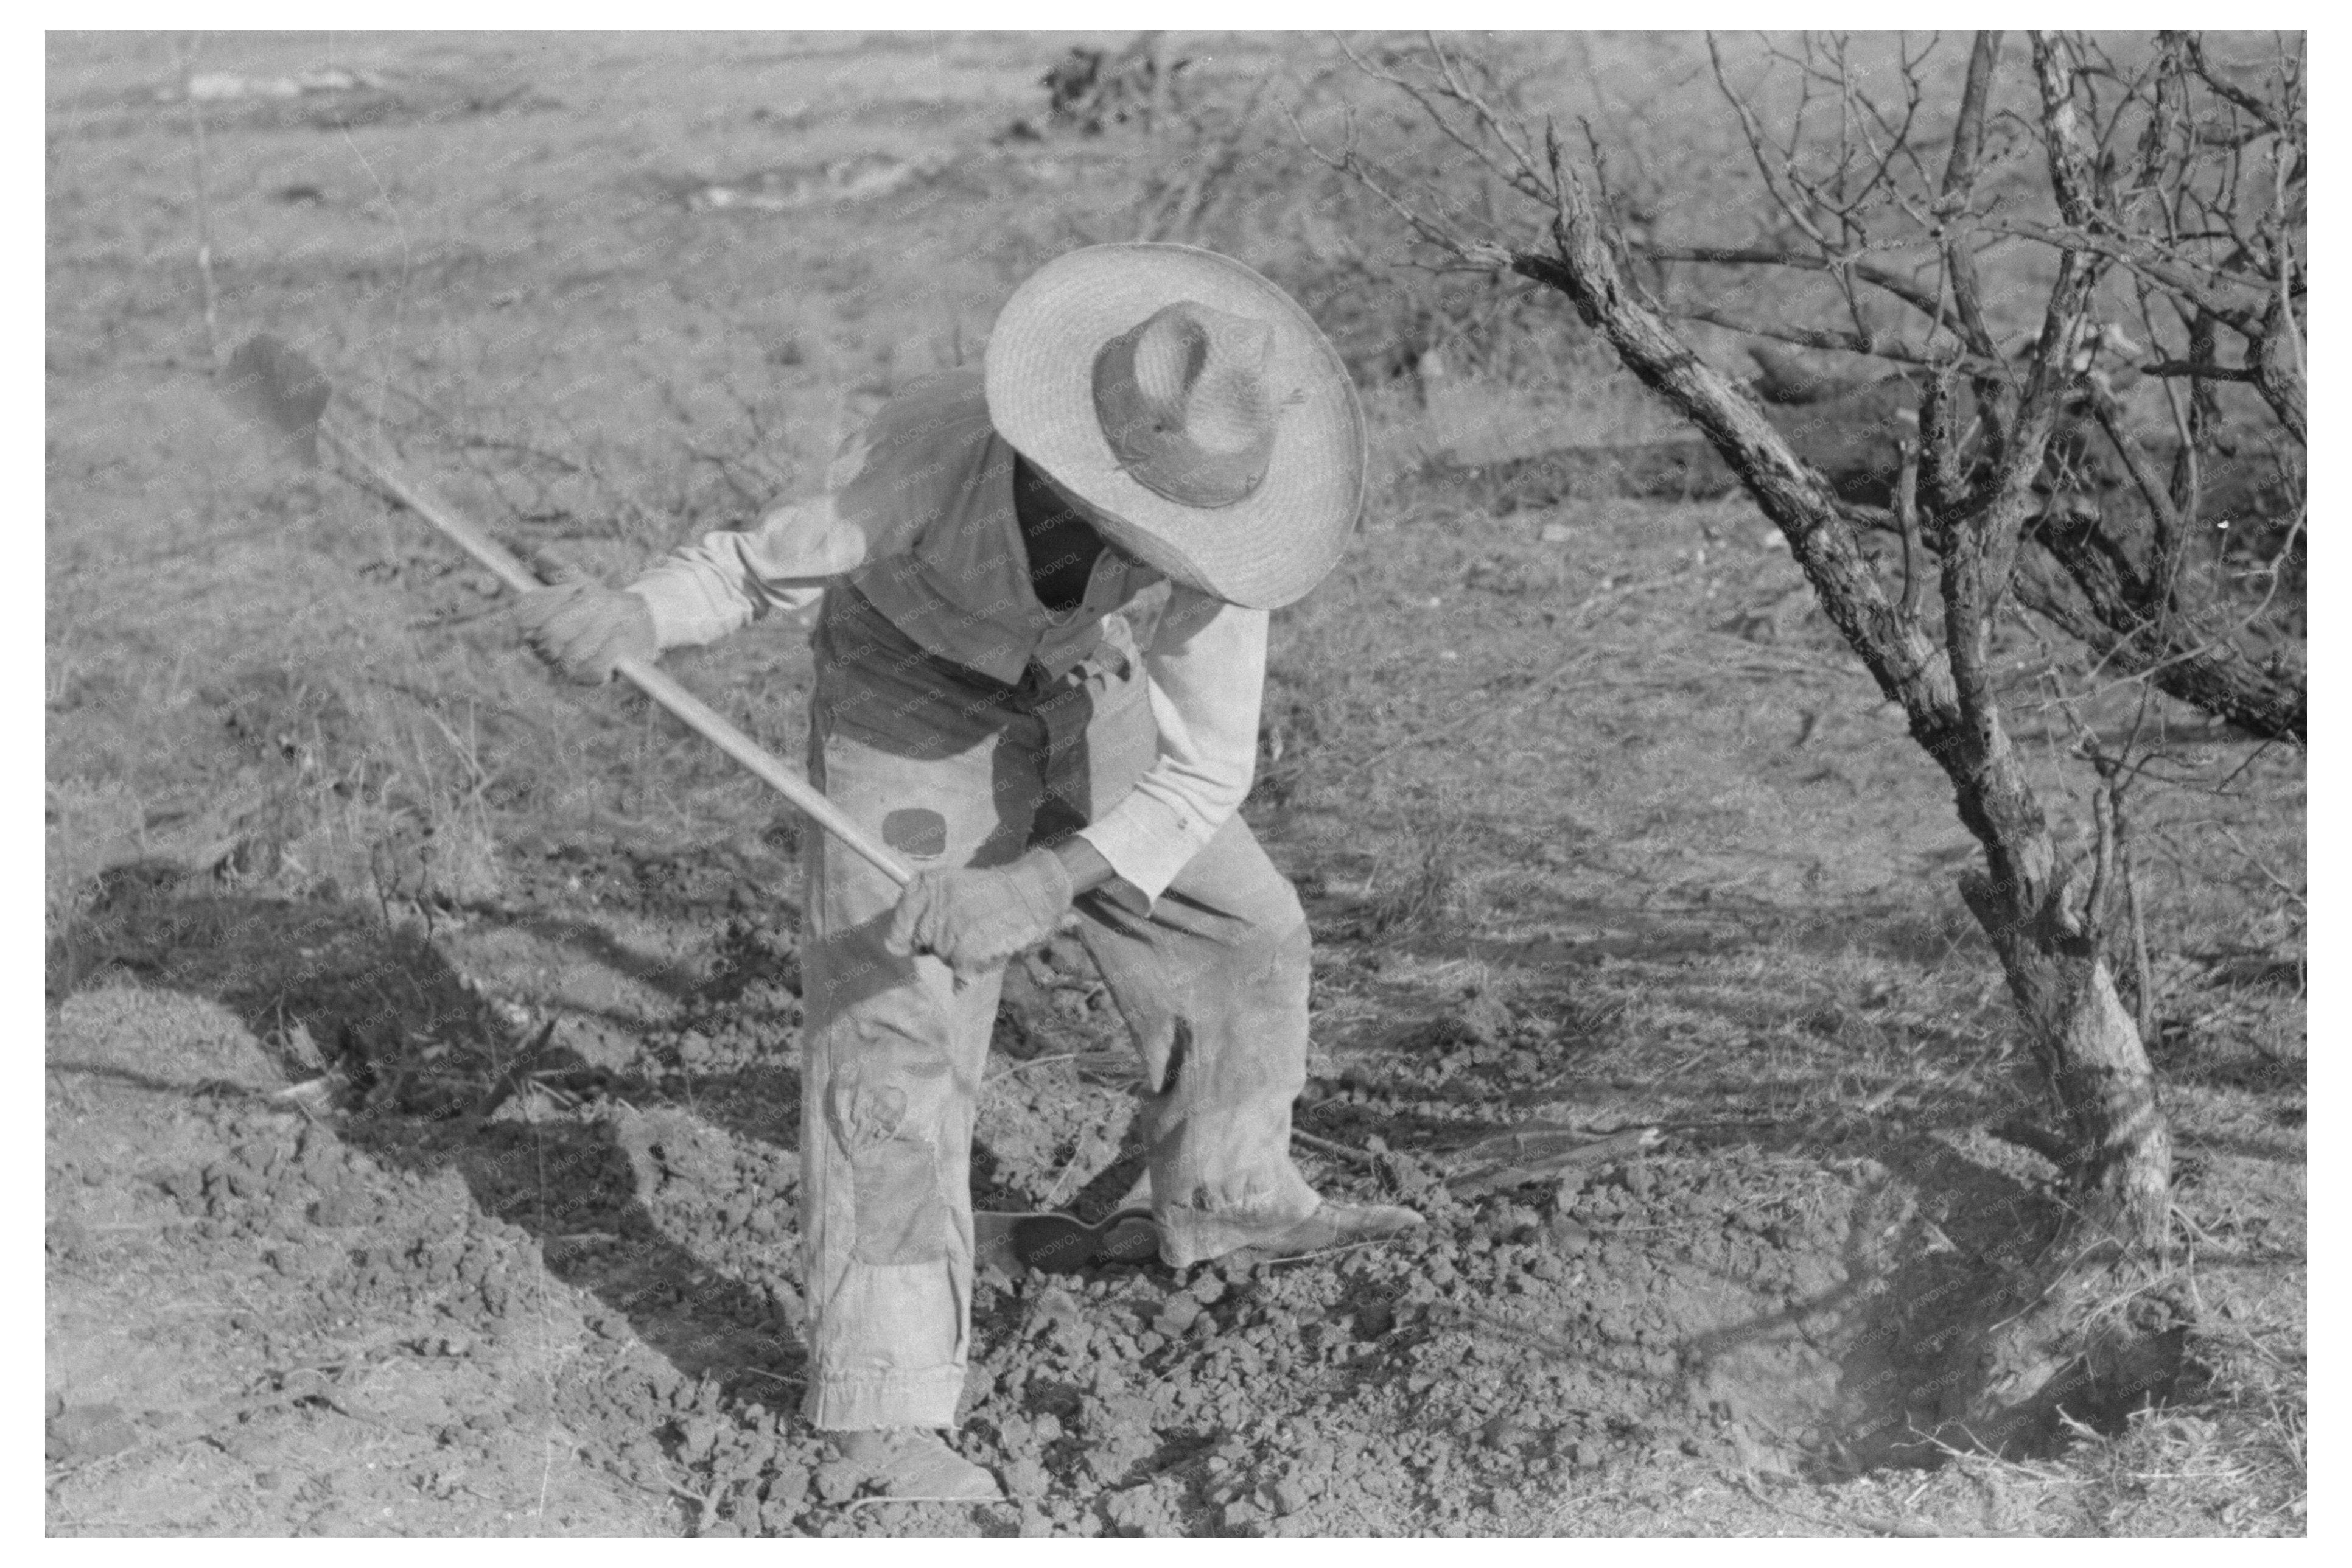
[225,333,334,466]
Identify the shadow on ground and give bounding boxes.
[51,852,2203,1497]
[49,866,816,1411]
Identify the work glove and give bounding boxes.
[515,578,657,685]
[885,847,1075,979]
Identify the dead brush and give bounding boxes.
[365,702,504,931]
[2056,1401,2303,1535]
[1962,1229,2305,1532]
[1360,793,1475,936]
[185,656,512,928]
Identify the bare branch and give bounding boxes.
[2016,516,2303,742]
[1505,182,1961,730]
[1916,367,1967,520]
[2185,33,2284,135]
[1665,304,1941,368]
[1990,220,2279,337]
[1329,34,1551,207]
[1706,33,1835,254]
[1895,439,1930,625]
[2135,357,2259,383]
[1636,243,1985,350]
[1934,31,2005,359]
[1960,30,2109,583]
[1286,100,1480,267]
[2086,768,2117,945]
[1424,33,1553,201]
[2085,387,2188,603]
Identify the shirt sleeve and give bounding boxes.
[625,369,989,649]
[628,493,874,649]
[1076,587,1267,908]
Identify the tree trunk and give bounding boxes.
[1962,872,2172,1243]
[1496,149,2173,1249]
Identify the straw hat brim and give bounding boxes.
[984,243,1366,611]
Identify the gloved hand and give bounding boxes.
[516,578,656,685]
[885,847,1075,978]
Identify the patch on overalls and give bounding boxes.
[827,1076,949,1266]
[881,808,948,860]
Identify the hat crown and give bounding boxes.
[1091,300,1280,509]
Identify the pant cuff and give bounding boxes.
[802,1368,966,1432]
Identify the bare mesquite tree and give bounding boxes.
[1323,30,2306,1251]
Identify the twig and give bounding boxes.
[1037,1145,1085,1211]
[843,1491,1004,1513]
[1446,1125,1663,1199]
[2214,824,2305,908]
[737,1367,805,1388]
[984,1052,1085,1087]
[1290,1128,1377,1167]
[174,35,224,371]
[1261,1234,1416,1270]
[1668,303,1942,367]
[1288,103,1486,268]
[2085,768,2117,945]
[2119,799,2158,1041]
[1895,439,1929,623]
[1639,244,1978,346]
[467,1017,558,1125]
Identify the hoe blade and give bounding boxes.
[224,333,333,466]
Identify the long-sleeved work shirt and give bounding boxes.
[628,366,1264,907]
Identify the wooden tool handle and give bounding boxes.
[320,425,916,888]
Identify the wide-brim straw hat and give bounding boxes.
[985,243,1367,611]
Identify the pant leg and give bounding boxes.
[797,598,1042,1431]
[1029,616,1323,1267]
[1074,817,1324,1266]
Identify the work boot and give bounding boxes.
[831,1427,1002,1502]
[1205,1200,1427,1264]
